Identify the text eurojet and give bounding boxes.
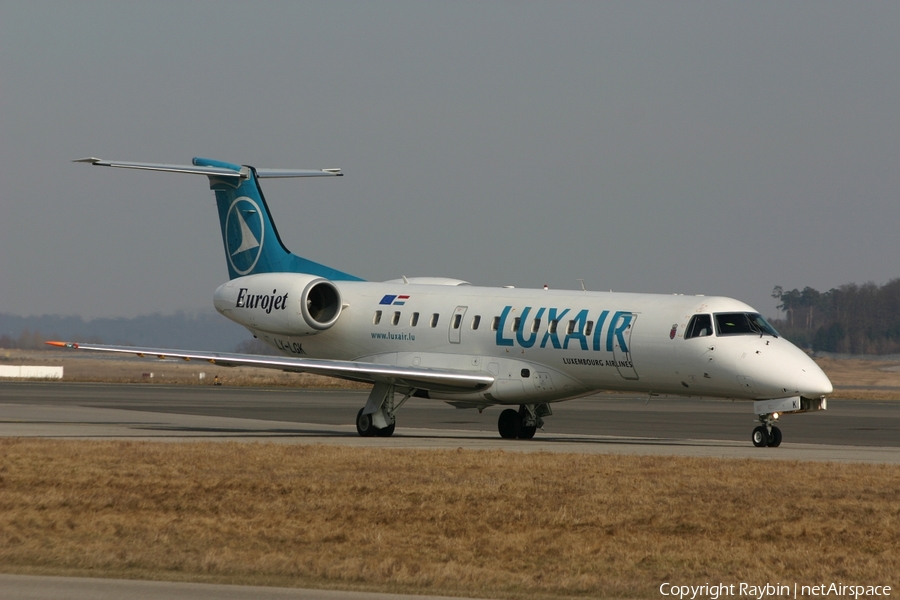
[236,288,288,314]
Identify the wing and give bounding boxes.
[46,342,493,394]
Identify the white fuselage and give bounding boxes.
[214,274,833,407]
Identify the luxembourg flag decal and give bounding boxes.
[379,294,411,306]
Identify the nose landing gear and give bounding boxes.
[751,413,782,448]
[749,396,828,448]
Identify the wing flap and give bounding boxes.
[46,342,493,393]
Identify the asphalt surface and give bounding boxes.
[0,382,900,456]
[0,574,483,600]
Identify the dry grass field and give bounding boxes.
[813,357,900,399]
[0,440,898,599]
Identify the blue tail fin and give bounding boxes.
[75,156,363,281]
[199,158,364,281]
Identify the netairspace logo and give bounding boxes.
[659,582,892,600]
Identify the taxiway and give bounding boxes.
[1,381,898,462]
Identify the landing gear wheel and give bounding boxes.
[375,422,396,437]
[751,425,769,448]
[518,425,537,440]
[498,409,521,439]
[768,426,782,448]
[356,408,376,437]
[517,406,537,439]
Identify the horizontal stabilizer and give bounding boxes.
[73,157,244,178]
[256,168,343,178]
[74,157,342,179]
[46,341,494,394]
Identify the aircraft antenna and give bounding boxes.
[577,279,586,291]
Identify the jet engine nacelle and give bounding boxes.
[213,273,343,336]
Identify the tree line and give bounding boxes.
[771,279,900,354]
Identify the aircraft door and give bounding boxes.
[611,312,639,380]
[449,306,467,344]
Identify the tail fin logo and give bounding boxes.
[225,196,265,276]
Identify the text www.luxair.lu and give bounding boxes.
[371,332,415,341]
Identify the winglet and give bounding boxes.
[46,341,78,349]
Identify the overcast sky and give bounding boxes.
[2,2,898,320]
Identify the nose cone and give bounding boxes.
[741,340,833,399]
[796,362,833,397]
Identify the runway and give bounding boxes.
[1,381,899,463]
[0,574,483,600]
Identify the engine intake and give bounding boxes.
[301,279,341,330]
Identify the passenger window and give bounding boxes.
[410,312,419,327]
[430,313,439,328]
[491,316,500,331]
[471,315,481,330]
[585,321,594,337]
[566,320,577,335]
[452,314,462,329]
[373,310,382,325]
[549,319,559,334]
[532,318,541,333]
[685,314,713,339]
[392,312,400,326]
[512,317,521,332]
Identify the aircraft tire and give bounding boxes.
[518,425,537,440]
[356,408,376,437]
[768,426,782,448]
[375,422,396,437]
[751,426,768,448]
[498,409,520,439]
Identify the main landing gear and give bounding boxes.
[498,404,551,440]
[355,381,410,438]
[751,413,782,448]
[356,407,395,437]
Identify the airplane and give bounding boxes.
[49,156,833,447]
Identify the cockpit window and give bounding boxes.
[685,314,713,339]
[714,312,779,337]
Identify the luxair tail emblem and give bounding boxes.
[225,197,264,275]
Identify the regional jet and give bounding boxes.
[50,157,832,447]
